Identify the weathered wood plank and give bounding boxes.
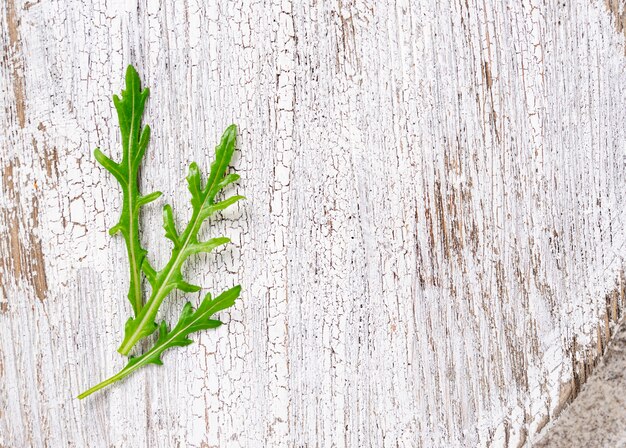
[535,317,626,447]
[1,1,626,447]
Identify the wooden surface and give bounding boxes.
[2,1,626,447]
[535,317,626,447]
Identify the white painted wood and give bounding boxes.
[2,0,626,446]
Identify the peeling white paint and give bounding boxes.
[2,0,626,447]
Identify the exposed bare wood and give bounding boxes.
[5,0,26,128]
[606,0,626,54]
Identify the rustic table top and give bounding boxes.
[2,1,626,447]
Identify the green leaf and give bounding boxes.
[137,125,151,156]
[162,204,180,248]
[117,125,243,356]
[205,124,238,200]
[108,223,123,236]
[187,237,230,255]
[77,286,240,399]
[142,260,158,287]
[186,162,203,211]
[79,67,244,400]
[123,315,158,341]
[94,148,123,183]
[94,65,159,317]
[216,173,240,191]
[176,282,202,293]
[200,195,245,220]
[138,191,163,206]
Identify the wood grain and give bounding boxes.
[2,0,626,446]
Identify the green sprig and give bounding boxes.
[94,65,161,316]
[78,286,240,399]
[79,65,243,399]
[117,124,244,356]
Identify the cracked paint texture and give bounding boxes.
[2,0,626,447]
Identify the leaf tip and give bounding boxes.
[93,147,107,163]
[222,125,237,146]
[109,224,122,235]
[139,190,162,206]
[125,64,140,84]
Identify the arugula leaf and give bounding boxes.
[117,124,244,355]
[94,65,161,316]
[77,286,240,399]
[79,65,243,399]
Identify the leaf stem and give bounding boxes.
[77,371,127,399]
[78,337,161,399]
[79,287,237,398]
[117,125,239,356]
[117,205,207,355]
[94,65,156,317]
